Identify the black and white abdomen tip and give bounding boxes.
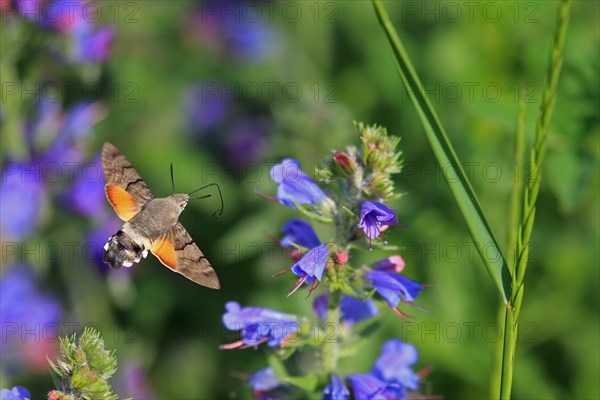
[102,230,147,269]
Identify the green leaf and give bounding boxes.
[371,0,512,304]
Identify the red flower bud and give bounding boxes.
[333,151,355,174]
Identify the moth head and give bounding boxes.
[170,193,190,213]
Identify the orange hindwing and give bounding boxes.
[105,184,140,221]
[151,236,177,270]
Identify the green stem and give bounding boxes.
[492,90,527,398]
[322,287,341,374]
[499,307,518,399]
[498,2,571,398]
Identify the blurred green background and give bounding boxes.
[1,1,598,399]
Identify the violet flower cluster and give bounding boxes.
[221,123,429,399]
[0,3,131,396]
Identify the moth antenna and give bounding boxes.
[188,183,224,218]
[170,163,176,194]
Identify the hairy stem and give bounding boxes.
[322,290,341,374]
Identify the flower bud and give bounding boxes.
[333,151,356,175]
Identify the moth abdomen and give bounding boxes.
[102,230,148,269]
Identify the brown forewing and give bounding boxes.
[101,142,155,208]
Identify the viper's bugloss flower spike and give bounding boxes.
[364,270,423,317]
[358,201,398,244]
[0,386,30,400]
[270,158,334,211]
[372,339,420,390]
[221,302,299,348]
[280,219,321,249]
[323,374,350,400]
[48,327,118,400]
[347,373,404,400]
[313,294,378,325]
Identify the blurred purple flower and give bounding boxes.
[184,81,231,132]
[0,265,62,372]
[0,162,47,241]
[13,0,46,22]
[363,270,423,318]
[249,367,280,392]
[347,373,404,400]
[182,1,276,63]
[123,361,157,400]
[280,219,320,249]
[313,294,378,325]
[372,339,419,390]
[221,302,298,348]
[358,201,397,242]
[287,244,331,297]
[0,386,31,400]
[37,0,86,32]
[225,118,270,167]
[248,366,291,400]
[24,97,62,151]
[63,154,106,216]
[39,102,102,167]
[323,374,349,400]
[74,24,116,63]
[270,159,331,209]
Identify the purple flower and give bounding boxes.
[347,373,404,400]
[270,159,331,209]
[38,0,86,32]
[12,0,44,21]
[280,219,320,249]
[249,367,280,392]
[0,265,61,372]
[122,361,157,400]
[363,270,423,318]
[221,302,298,348]
[323,374,349,400]
[0,386,30,400]
[63,154,106,216]
[358,201,398,242]
[287,244,331,297]
[74,25,115,63]
[0,162,47,241]
[373,255,406,273]
[372,339,419,390]
[42,102,102,166]
[313,294,378,325]
[248,367,291,400]
[184,81,230,132]
[225,118,270,167]
[182,2,277,63]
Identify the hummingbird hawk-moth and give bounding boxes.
[101,142,220,289]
